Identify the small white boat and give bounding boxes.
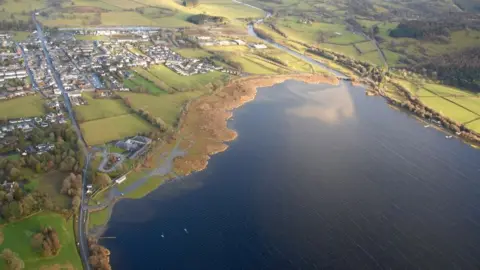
[424,124,430,128]
[161,233,164,238]
[445,135,453,139]
[184,228,189,234]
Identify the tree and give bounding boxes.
[94,173,112,188]
[1,249,24,270]
[72,195,81,210]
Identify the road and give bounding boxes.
[17,43,42,93]
[32,14,92,270]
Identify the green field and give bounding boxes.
[355,41,377,53]
[12,31,30,42]
[80,114,153,145]
[75,94,131,122]
[148,65,226,91]
[0,95,45,119]
[0,213,82,269]
[420,97,478,123]
[396,79,480,128]
[101,11,154,26]
[75,35,109,41]
[174,48,212,58]
[22,170,71,209]
[275,17,365,45]
[467,119,480,132]
[124,73,168,95]
[126,175,168,199]
[119,91,204,127]
[88,207,111,229]
[129,68,170,94]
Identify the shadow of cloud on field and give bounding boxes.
[285,83,355,124]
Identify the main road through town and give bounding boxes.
[32,14,92,270]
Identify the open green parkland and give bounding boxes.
[80,114,153,146]
[0,95,45,119]
[0,213,82,270]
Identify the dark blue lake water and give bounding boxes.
[103,81,480,269]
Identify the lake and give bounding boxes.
[103,81,480,269]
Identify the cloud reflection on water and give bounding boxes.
[286,83,355,124]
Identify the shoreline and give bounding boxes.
[172,73,339,176]
[89,73,338,236]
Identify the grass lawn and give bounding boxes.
[12,31,30,41]
[71,0,123,11]
[355,41,377,53]
[383,49,402,66]
[75,93,131,122]
[129,68,170,94]
[75,35,108,41]
[419,97,478,124]
[80,114,153,145]
[23,169,71,209]
[276,17,365,45]
[174,48,212,58]
[0,95,45,119]
[88,206,111,229]
[466,119,480,133]
[118,91,204,127]
[125,175,168,199]
[101,11,154,26]
[423,83,476,97]
[0,213,82,270]
[148,65,226,91]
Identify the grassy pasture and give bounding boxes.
[22,169,71,209]
[71,0,123,11]
[101,12,154,26]
[0,95,45,119]
[467,120,480,132]
[174,48,212,58]
[88,206,112,229]
[355,41,377,53]
[148,65,225,91]
[75,35,109,41]
[128,69,169,94]
[420,97,478,123]
[0,213,82,270]
[74,93,131,122]
[118,91,204,127]
[80,114,153,145]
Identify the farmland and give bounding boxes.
[124,73,168,95]
[174,48,212,58]
[393,78,480,132]
[80,114,153,145]
[22,170,71,209]
[147,65,226,91]
[0,95,45,119]
[74,93,131,122]
[118,91,204,127]
[0,213,82,270]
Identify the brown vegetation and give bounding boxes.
[88,237,111,270]
[173,74,338,175]
[1,249,24,270]
[60,173,82,210]
[31,227,61,257]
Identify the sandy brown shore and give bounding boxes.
[172,74,339,176]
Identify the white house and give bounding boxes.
[115,175,127,184]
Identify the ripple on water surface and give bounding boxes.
[103,81,480,270]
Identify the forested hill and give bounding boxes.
[417,47,480,92]
[389,20,467,40]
